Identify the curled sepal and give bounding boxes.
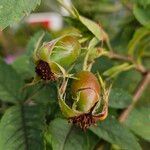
[49,61,67,78]
[92,100,108,121]
[34,38,61,63]
[59,99,82,118]
[95,73,112,121]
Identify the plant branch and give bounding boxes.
[105,51,147,74]
[119,72,150,122]
[101,48,150,123]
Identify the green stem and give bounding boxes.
[83,48,92,71]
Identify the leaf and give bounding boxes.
[133,4,150,28]
[132,0,150,8]
[12,55,35,79]
[125,86,150,141]
[0,0,41,30]
[109,88,132,108]
[103,63,134,78]
[0,58,24,103]
[58,1,108,41]
[46,118,99,150]
[0,104,45,150]
[32,84,57,104]
[90,116,141,150]
[26,31,46,56]
[128,27,150,55]
[112,70,141,93]
[78,16,108,41]
[12,31,52,80]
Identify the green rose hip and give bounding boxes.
[71,71,100,112]
[50,36,81,68]
[59,71,110,130]
[34,35,81,81]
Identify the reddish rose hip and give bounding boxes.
[59,71,109,131]
[71,71,100,112]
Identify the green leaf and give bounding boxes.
[132,0,150,8]
[78,15,107,41]
[125,86,150,141]
[133,4,150,28]
[90,116,141,150]
[26,31,49,56]
[46,118,99,150]
[103,63,134,79]
[12,31,51,80]
[12,55,35,79]
[32,84,57,104]
[112,70,142,93]
[0,58,24,103]
[59,1,108,41]
[0,104,45,150]
[128,27,150,55]
[0,0,41,30]
[109,88,132,108]
[12,31,52,80]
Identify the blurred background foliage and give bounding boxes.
[0,0,150,150]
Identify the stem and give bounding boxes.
[106,39,113,52]
[83,48,92,71]
[119,72,150,122]
[105,51,147,74]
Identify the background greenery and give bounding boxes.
[0,0,150,150]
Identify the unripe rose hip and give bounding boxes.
[34,35,81,81]
[71,71,100,112]
[59,71,109,131]
[50,36,81,68]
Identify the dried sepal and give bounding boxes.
[35,60,56,81]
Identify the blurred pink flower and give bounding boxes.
[4,55,16,64]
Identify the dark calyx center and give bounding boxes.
[69,113,99,131]
[68,102,101,131]
[35,60,56,81]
